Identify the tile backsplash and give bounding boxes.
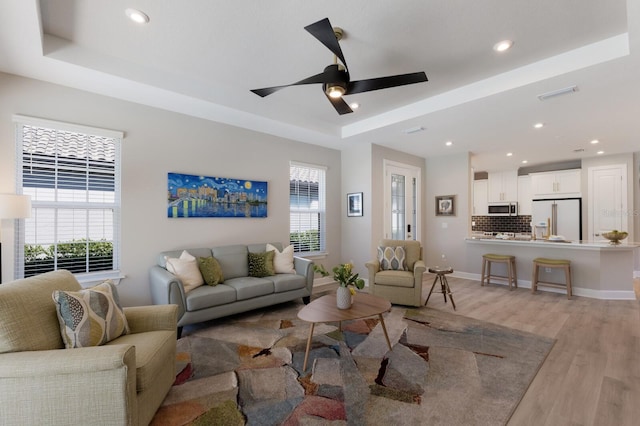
[472,215,532,234]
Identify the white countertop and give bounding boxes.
[465,237,638,250]
[464,236,637,298]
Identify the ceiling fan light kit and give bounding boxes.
[326,84,346,98]
[251,17,428,115]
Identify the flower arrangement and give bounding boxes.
[314,262,365,293]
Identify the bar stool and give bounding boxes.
[481,254,517,290]
[532,258,572,299]
[425,267,455,310]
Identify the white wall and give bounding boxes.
[634,152,640,270]
[425,153,472,271]
[581,153,639,272]
[0,72,343,305]
[581,153,635,241]
[340,141,372,280]
[370,143,428,251]
[339,143,428,283]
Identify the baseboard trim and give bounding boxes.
[444,272,636,300]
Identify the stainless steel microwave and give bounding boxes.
[488,202,518,216]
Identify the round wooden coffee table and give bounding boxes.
[297,292,392,371]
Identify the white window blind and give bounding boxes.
[14,116,122,279]
[289,162,326,255]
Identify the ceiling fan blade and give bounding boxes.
[251,71,333,97]
[347,71,428,95]
[324,93,353,115]
[304,18,348,70]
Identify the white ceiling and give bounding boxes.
[1,0,639,172]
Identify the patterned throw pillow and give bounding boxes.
[52,281,129,349]
[266,243,296,274]
[198,256,224,285]
[248,251,275,278]
[377,246,407,271]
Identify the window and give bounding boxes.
[14,116,122,281]
[289,162,326,255]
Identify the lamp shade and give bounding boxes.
[0,194,32,219]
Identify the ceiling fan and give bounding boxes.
[251,17,428,115]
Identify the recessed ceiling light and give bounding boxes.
[597,150,604,155]
[445,141,453,146]
[522,160,528,164]
[506,152,513,157]
[590,139,599,144]
[350,102,359,110]
[493,40,513,52]
[125,8,150,24]
[533,122,544,129]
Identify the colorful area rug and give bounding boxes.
[150,302,555,425]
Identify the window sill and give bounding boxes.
[75,270,125,288]
[298,252,328,260]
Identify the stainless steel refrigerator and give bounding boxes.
[531,198,582,241]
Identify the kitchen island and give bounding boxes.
[464,238,638,299]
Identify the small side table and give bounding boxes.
[425,267,456,310]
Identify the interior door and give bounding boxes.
[588,164,627,241]
[384,161,421,241]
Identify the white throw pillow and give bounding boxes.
[165,250,204,293]
[266,243,296,274]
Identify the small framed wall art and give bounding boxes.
[347,192,363,217]
[435,195,456,216]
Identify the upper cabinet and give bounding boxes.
[473,179,488,215]
[517,175,532,216]
[488,171,518,202]
[530,169,581,199]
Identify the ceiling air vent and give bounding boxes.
[402,126,425,135]
[537,85,578,101]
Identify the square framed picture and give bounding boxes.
[347,192,363,217]
[435,195,455,216]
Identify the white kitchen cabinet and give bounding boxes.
[488,171,518,202]
[531,169,581,199]
[473,179,488,215]
[517,175,532,216]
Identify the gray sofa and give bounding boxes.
[149,242,314,336]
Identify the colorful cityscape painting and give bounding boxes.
[167,172,268,218]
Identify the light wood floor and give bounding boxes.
[422,275,640,426]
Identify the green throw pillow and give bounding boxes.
[248,251,275,278]
[198,256,224,285]
[52,281,129,349]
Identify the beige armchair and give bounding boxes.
[365,239,426,307]
[0,270,178,426]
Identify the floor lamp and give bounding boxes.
[0,194,32,284]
